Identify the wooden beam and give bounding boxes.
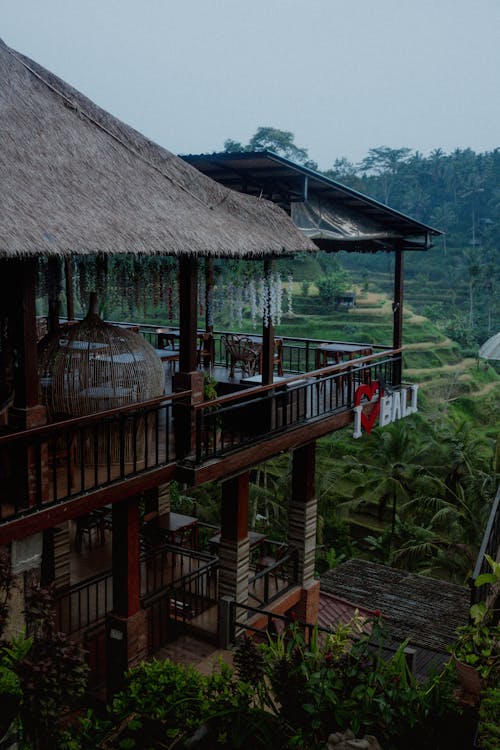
[179,406,365,486]
[0,463,177,545]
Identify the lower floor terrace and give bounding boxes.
[51,502,302,689]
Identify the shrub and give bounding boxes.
[477,687,500,750]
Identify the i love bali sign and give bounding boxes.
[353,382,418,439]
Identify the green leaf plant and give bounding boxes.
[452,554,500,683]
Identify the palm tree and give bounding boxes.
[338,421,435,560]
[396,475,495,583]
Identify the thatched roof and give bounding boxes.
[321,559,469,654]
[0,39,315,259]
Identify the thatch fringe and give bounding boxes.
[0,39,315,259]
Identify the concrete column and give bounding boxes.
[158,483,171,516]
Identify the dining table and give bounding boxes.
[156,327,180,349]
[156,328,206,349]
[158,511,199,549]
[314,342,373,369]
[208,530,266,556]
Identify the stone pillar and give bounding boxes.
[106,495,147,695]
[288,442,320,627]
[158,483,171,516]
[218,472,250,643]
[288,442,317,588]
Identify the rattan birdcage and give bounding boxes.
[38,296,165,463]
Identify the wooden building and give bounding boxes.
[0,38,441,695]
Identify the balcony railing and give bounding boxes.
[0,393,179,524]
[248,544,299,606]
[1,328,401,527]
[194,351,400,463]
[55,543,218,637]
[470,485,500,610]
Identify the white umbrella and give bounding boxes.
[478,332,500,361]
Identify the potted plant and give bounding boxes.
[201,372,220,453]
[451,555,500,699]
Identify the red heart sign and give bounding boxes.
[354,381,384,434]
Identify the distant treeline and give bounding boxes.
[224,129,500,347]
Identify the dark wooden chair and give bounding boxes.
[141,510,164,553]
[75,512,105,550]
[255,543,287,575]
[197,332,214,368]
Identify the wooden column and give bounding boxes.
[202,257,215,368]
[106,496,147,695]
[4,259,48,514]
[392,248,404,386]
[64,257,75,321]
[173,257,204,458]
[7,259,43,420]
[111,497,141,616]
[218,472,250,628]
[47,257,61,334]
[288,442,317,588]
[205,257,214,334]
[261,259,275,386]
[178,256,198,373]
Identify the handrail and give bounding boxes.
[54,316,395,354]
[194,349,401,412]
[470,485,500,607]
[0,390,188,446]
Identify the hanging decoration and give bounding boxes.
[287,274,294,316]
[37,255,293,330]
[248,279,257,328]
[208,260,292,329]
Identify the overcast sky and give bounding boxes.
[2,0,499,170]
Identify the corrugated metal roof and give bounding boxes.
[182,151,442,252]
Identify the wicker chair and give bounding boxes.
[221,334,260,378]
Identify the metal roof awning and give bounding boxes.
[182,151,443,253]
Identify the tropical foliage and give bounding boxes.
[59,615,466,750]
